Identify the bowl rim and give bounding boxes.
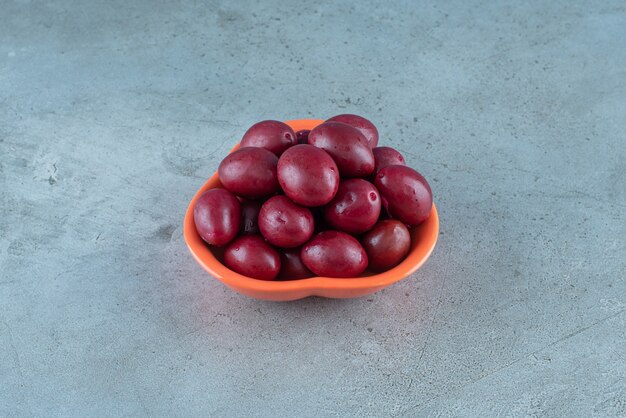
[183,119,439,293]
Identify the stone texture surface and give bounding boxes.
[1,0,625,416]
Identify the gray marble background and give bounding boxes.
[1,0,625,416]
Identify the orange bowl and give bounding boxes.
[183,119,439,301]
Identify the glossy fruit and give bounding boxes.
[258,195,315,248]
[193,188,241,246]
[327,114,379,147]
[373,146,406,174]
[301,231,368,277]
[184,119,440,298]
[295,129,310,144]
[277,144,340,207]
[218,147,279,199]
[361,220,411,271]
[240,120,297,156]
[223,235,281,280]
[308,121,375,178]
[374,165,433,225]
[279,247,313,280]
[240,200,262,235]
[323,179,381,234]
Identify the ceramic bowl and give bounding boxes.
[183,119,439,301]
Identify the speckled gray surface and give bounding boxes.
[1,1,625,416]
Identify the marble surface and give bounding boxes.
[1,0,625,416]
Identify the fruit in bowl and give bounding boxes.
[183,117,439,301]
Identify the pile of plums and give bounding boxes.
[193,115,433,280]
